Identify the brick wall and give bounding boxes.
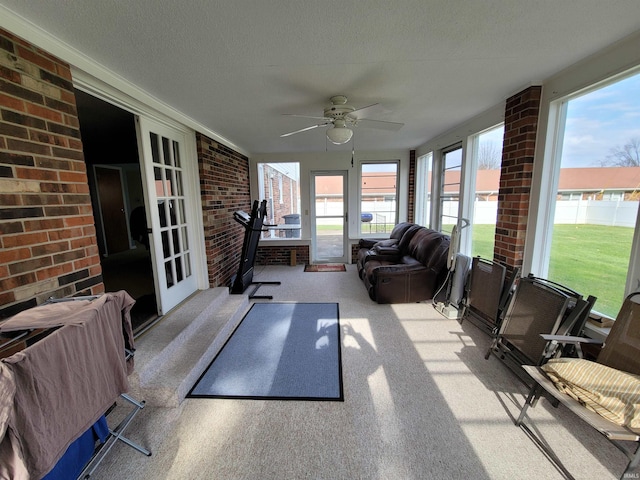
[408,149,416,223]
[494,86,542,273]
[0,29,103,319]
[256,245,309,266]
[350,243,360,263]
[197,133,251,287]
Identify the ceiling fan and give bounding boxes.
[280,95,404,145]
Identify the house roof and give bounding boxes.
[1,1,640,155]
[458,167,640,194]
[313,167,640,195]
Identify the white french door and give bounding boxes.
[136,117,198,314]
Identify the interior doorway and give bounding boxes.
[75,90,159,335]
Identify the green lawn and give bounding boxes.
[469,224,633,317]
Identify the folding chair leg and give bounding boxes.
[485,338,497,360]
[516,383,542,426]
[622,442,640,479]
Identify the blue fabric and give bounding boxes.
[189,302,343,400]
[43,416,109,480]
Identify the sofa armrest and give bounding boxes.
[373,245,401,255]
[358,238,381,249]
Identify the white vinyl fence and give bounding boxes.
[466,199,639,227]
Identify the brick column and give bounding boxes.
[196,133,251,287]
[494,86,542,274]
[408,149,416,223]
[0,29,103,318]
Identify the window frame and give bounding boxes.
[415,153,432,227]
[358,160,400,237]
[256,161,301,240]
[526,70,640,318]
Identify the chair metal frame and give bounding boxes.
[516,291,640,479]
[459,257,518,335]
[485,274,594,382]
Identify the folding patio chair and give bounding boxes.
[459,257,518,335]
[485,274,594,378]
[516,291,640,479]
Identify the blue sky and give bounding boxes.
[562,72,640,168]
[476,72,640,169]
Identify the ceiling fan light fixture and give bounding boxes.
[326,120,353,144]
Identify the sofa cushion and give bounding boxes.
[542,358,640,428]
[395,224,422,255]
[390,222,415,240]
[408,228,448,266]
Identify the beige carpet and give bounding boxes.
[89,264,629,480]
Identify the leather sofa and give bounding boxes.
[356,223,451,304]
[356,222,416,277]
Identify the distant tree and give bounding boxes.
[603,136,640,167]
[477,141,501,170]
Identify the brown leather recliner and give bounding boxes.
[360,226,451,304]
[356,222,417,279]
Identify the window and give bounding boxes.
[545,72,640,317]
[360,162,398,235]
[415,153,432,227]
[440,145,462,235]
[471,125,504,258]
[256,162,301,239]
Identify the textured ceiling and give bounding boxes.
[2,1,640,155]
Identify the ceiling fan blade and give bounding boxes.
[280,122,331,138]
[282,114,331,121]
[348,103,381,118]
[356,118,404,131]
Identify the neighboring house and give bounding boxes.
[443,167,640,201]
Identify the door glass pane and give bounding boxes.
[175,256,183,282]
[162,136,172,166]
[172,227,180,253]
[158,200,167,228]
[181,226,189,250]
[178,199,186,225]
[150,133,160,163]
[154,167,164,196]
[169,200,178,226]
[315,175,344,258]
[184,253,191,277]
[165,261,174,287]
[172,140,181,168]
[175,170,183,196]
[161,230,171,258]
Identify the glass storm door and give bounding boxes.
[311,171,348,263]
[136,117,197,314]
